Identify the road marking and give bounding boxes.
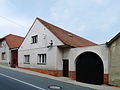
[0,73,46,90]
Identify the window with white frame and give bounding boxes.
[24,55,30,64]
[37,54,46,64]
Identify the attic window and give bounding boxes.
[32,35,38,43]
[68,34,73,37]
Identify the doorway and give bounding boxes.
[11,50,18,68]
[63,59,69,77]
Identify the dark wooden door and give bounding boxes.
[11,50,18,68]
[63,60,69,77]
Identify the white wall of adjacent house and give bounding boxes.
[18,19,64,70]
[62,44,109,74]
[0,40,11,66]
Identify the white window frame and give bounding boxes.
[37,54,46,65]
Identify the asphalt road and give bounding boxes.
[0,67,94,90]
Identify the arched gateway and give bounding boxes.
[76,52,104,85]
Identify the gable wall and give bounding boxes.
[19,19,64,51]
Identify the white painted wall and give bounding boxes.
[56,47,63,70]
[0,40,11,66]
[19,47,59,70]
[18,19,64,70]
[62,44,109,74]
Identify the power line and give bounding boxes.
[0,16,28,29]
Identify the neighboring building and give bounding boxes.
[0,34,24,67]
[19,17,110,85]
[106,32,120,86]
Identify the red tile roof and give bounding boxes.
[37,17,96,47]
[0,34,24,49]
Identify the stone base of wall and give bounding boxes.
[69,71,109,84]
[18,67,108,84]
[109,79,120,86]
[0,62,9,66]
[112,85,120,88]
[69,71,76,80]
[18,67,63,76]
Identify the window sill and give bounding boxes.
[37,63,46,65]
[24,63,30,64]
[31,42,37,44]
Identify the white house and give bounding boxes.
[18,17,109,85]
[0,34,24,67]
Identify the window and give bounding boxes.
[32,35,38,43]
[1,52,6,60]
[37,54,46,64]
[24,55,30,64]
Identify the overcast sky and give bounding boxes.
[0,0,120,44]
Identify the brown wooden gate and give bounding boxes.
[11,50,18,68]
